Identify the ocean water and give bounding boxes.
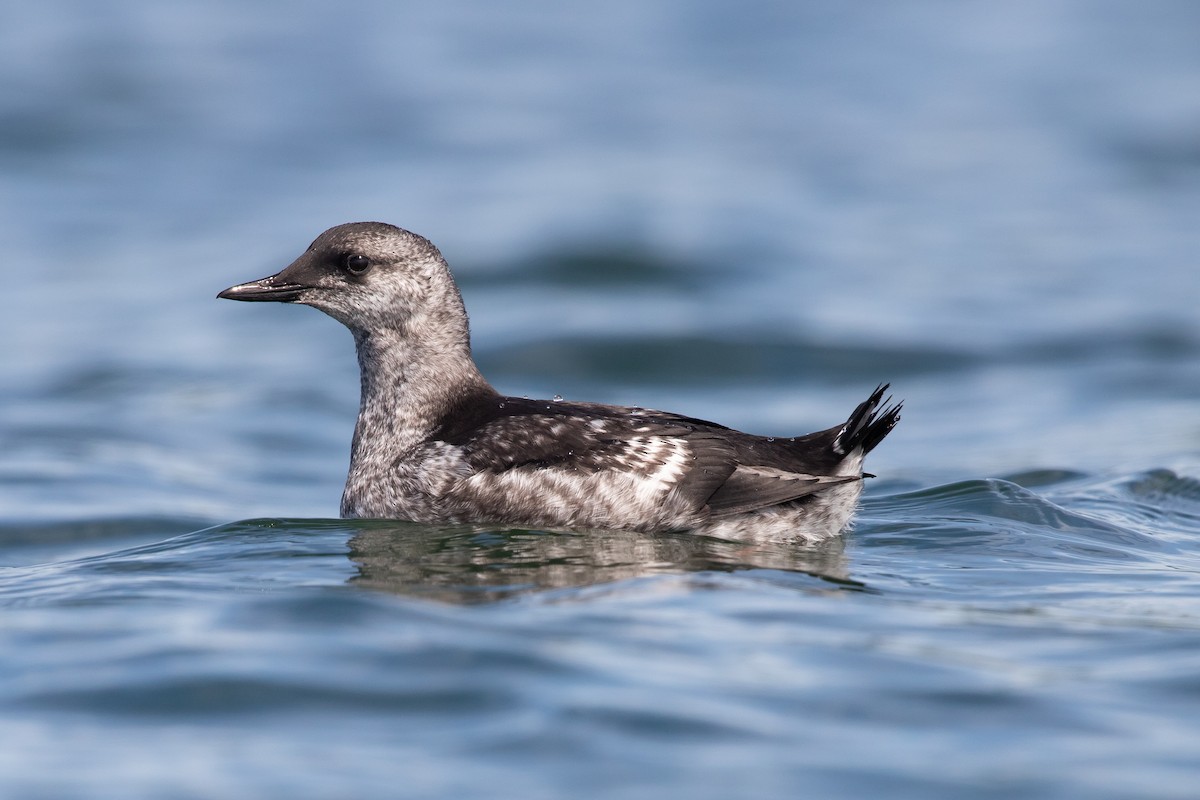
[3,1,1200,798]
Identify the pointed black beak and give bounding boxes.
[217,273,308,302]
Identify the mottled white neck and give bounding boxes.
[347,322,490,472]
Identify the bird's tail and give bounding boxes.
[833,384,902,457]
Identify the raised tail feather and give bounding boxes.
[833,383,902,457]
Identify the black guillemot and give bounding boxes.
[219,222,901,540]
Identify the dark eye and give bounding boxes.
[343,253,370,274]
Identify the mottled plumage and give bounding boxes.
[219,222,901,540]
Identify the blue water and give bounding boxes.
[3,1,1200,797]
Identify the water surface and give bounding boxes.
[2,2,1200,798]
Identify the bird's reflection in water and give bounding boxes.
[347,522,859,604]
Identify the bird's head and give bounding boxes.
[219,222,467,340]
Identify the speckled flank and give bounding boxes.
[220,222,902,541]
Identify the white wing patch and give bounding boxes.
[614,435,691,503]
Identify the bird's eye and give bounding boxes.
[343,254,370,274]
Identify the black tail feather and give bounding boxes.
[833,383,902,457]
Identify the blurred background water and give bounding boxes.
[2,1,1199,798]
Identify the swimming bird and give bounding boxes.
[219,222,900,540]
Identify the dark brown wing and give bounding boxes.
[704,466,859,517]
[438,396,867,518]
[434,396,744,511]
